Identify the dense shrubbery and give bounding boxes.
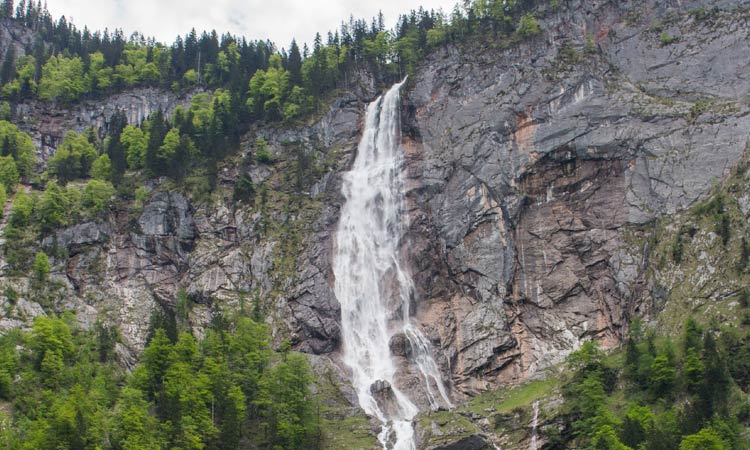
[557,319,750,450]
[0,312,319,450]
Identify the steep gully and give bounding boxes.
[333,80,452,449]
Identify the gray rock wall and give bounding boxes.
[401,0,750,392]
[11,88,198,165]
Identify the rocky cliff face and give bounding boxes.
[14,87,198,165]
[398,0,750,397]
[0,77,374,367]
[1,0,749,447]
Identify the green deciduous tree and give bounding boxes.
[679,427,729,450]
[0,155,18,191]
[30,316,74,369]
[49,131,98,184]
[87,51,114,93]
[157,128,181,163]
[121,125,148,169]
[82,179,115,217]
[591,424,632,450]
[112,387,164,450]
[90,153,112,181]
[32,251,50,282]
[8,189,32,227]
[0,120,36,177]
[38,55,87,102]
[247,54,291,121]
[39,181,67,231]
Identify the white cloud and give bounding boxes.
[44,0,460,49]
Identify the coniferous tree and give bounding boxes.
[105,109,128,180]
[700,332,730,418]
[145,109,168,175]
[0,45,16,85]
[287,39,302,85]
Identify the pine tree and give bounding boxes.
[699,332,730,418]
[145,110,167,175]
[287,39,302,86]
[0,45,16,85]
[105,109,128,181]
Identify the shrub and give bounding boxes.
[517,13,541,38]
[660,32,677,46]
[134,185,149,207]
[8,190,33,228]
[33,252,50,282]
[255,138,272,164]
[82,179,115,217]
[90,153,112,181]
[233,175,255,204]
[672,233,684,263]
[740,289,750,308]
[0,155,19,191]
[0,183,6,217]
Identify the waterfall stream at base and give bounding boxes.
[530,401,540,450]
[333,80,452,450]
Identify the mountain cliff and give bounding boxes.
[0,0,749,448]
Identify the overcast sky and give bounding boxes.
[44,0,461,49]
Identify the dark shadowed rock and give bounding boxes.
[389,332,413,358]
[431,435,490,450]
[370,379,403,419]
[43,222,110,253]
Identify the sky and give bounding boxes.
[44,0,461,49]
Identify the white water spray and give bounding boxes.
[530,400,540,450]
[334,80,452,450]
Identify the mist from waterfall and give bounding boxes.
[333,80,452,450]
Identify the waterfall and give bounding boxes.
[530,401,540,450]
[333,80,452,450]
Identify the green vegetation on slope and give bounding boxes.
[0,0,549,208]
[548,319,750,450]
[0,311,322,450]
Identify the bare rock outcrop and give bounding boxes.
[400,0,750,391]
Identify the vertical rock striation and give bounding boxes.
[401,0,750,392]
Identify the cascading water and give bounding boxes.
[530,400,540,450]
[333,79,452,450]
